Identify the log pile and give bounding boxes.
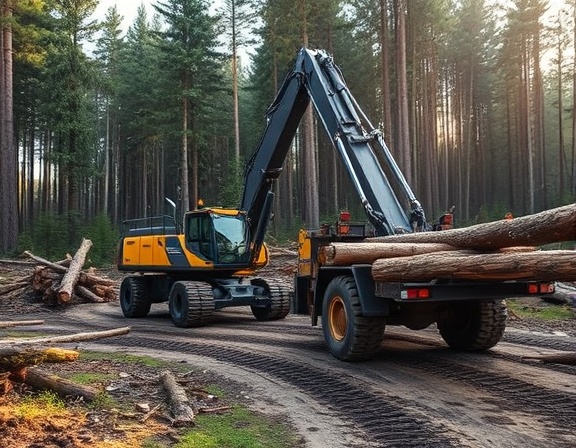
[318,203,576,284]
[0,238,117,307]
[0,324,131,400]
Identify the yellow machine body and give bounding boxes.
[118,207,268,275]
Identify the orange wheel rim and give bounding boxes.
[328,296,347,341]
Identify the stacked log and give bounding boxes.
[318,203,576,283]
[1,238,117,306]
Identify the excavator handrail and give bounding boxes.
[241,47,427,237]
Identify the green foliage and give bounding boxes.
[20,212,118,265]
[176,405,301,448]
[28,213,71,259]
[219,159,245,207]
[82,213,119,265]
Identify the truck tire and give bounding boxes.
[438,300,507,351]
[120,276,152,318]
[169,281,214,328]
[322,276,386,361]
[250,279,291,321]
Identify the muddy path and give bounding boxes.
[25,301,576,448]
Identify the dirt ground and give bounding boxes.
[0,257,301,448]
[0,356,262,448]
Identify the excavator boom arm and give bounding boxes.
[241,48,425,239]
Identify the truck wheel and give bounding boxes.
[250,279,291,321]
[438,300,507,351]
[120,276,151,318]
[169,281,214,328]
[322,276,385,361]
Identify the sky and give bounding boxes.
[91,1,155,33]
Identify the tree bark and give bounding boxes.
[25,250,115,287]
[57,238,93,303]
[23,367,100,401]
[319,242,457,266]
[0,320,44,328]
[371,250,576,282]
[6,326,131,346]
[369,203,576,250]
[0,0,17,253]
[161,370,195,426]
[394,0,411,180]
[0,347,79,371]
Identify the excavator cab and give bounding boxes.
[184,208,250,266]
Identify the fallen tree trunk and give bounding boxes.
[0,280,31,295]
[161,370,195,426]
[5,326,131,346]
[319,242,458,266]
[369,203,576,250]
[371,250,576,282]
[76,285,106,303]
[57,238,93,303]
[0,347,79,371]
[23,367,100,401]
[23,251,67,273]
[0,320,44,328]
[522,353,576,365]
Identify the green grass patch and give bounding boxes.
[205,384,225,397]
[175,405,301,448]
[14,390,67,419]
[0,331,50,339]
[80,350,179,369]
[88,392,117,411]
[67,372,118,385]
[508,300,576,320]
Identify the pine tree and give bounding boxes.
[0,0,17,253]
[154,0,222,213]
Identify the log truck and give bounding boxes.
[118,48,559,360]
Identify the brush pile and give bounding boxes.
[0,238,117,308]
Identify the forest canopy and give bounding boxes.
[1,0,575,258]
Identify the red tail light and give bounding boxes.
[404,288,430,299]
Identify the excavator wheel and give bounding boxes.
[250,279,291,321]
[120,276,152,318]
[169,281,215,328]
[322,276,386,361]
[438,299,508,351]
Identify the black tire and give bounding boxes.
[438,300,508,351]
[119,276,152,318]
[169,281,214,328]
[321,276,385,361]
[250,279,292,321]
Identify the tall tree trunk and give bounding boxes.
[181,74,190,213]
[572,0,576,196]
[231,0,240,164]
[533,28,545,209]
[299,1,319,229]
[379,0,393,147]
[556,32,565,199]
[0,0,18,253]
[394,0,411,183]
[104,97,110,214]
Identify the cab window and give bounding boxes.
[186,214,213,260]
